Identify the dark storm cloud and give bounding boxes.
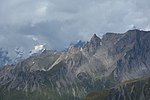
[0,0,150,57]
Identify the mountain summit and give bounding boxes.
[90,34,101,47]
[82,34,101,55]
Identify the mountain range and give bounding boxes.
[0,29,150,100]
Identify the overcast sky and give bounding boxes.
[0,0,150,57]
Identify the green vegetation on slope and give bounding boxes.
[0,88,81,100]
[85,89,110,100]
[85,77,150,100]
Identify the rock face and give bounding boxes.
[113,30,150,81]
[0,29,150,100]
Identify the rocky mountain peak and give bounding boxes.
[91,33,97,38]
[89,34,101,51]
[90,34,101,44]
[82,34,102,55]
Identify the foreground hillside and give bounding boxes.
[0,29,150,100]
[85,77,150,100]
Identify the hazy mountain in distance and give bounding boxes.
[0,48,11,67]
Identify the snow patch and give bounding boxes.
[30,44,46,56]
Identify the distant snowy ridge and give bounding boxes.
[30,44,46,56]
[0,48,11,67]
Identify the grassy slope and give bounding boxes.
[85,77,150,100]
[0,87,81,100]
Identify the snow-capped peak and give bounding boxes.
[30,44,46,56]
[34,44,45,51]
